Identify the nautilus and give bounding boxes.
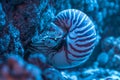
[47,9,97,69]
[29,9,97,69]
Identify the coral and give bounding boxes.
[28,53,50,70]
[0,54,42,80]
[0,3,6,30]
[101,36,120,56]
[7,24,24,56]
[28,53,66,80]
[1,0,48,46]
[96,36,120,71]
[43,68,65,80]
[0,34,10,54]
[113,37,120,55]
[97,52,109,66]
[101,36,115,52]
[61,67,120,80]
[9,0,24,5]
[0,0,120,79]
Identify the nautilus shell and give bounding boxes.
[47,9,97,69]
[29,9,97,69]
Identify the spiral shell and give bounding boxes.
[48,9,97,69]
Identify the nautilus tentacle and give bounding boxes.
[47,9,97,69]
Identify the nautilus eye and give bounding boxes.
[47,9,97,69]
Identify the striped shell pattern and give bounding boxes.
[48,9,97,69]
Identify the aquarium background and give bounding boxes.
[0,0,120,80]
